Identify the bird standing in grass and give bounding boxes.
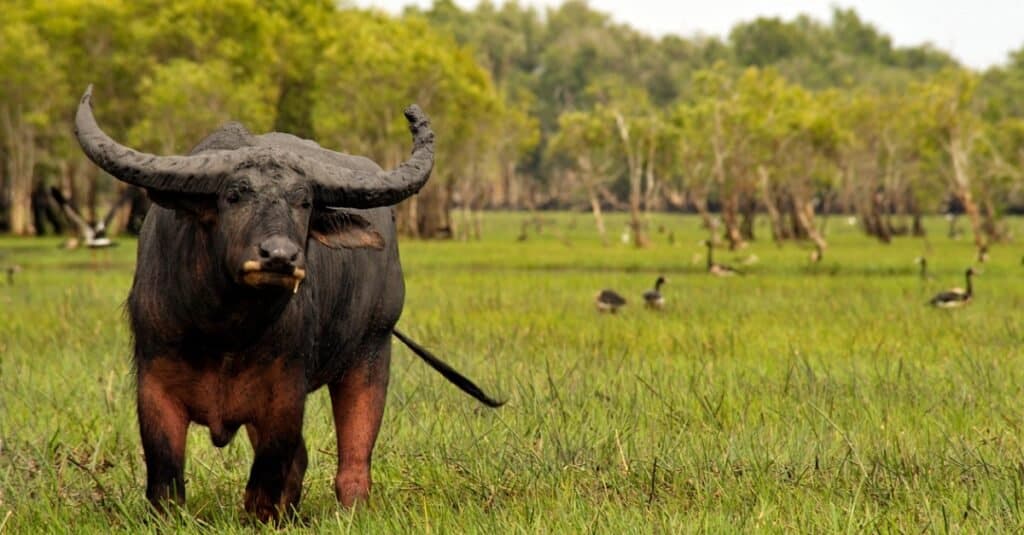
[704,240,743,277]
[929,267,975,308]
[6,265,21,286]
[595,289,627,313]
[643,276,666,309]
[915,257,932,281]
[977,244,989,263]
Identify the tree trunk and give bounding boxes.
[911,213,925,237]
[690,188,715,231]
[792,193,827,253]
[758,167,785,243]
[110,182,134,235]
[739,196,756,241]
[721,193,744,250]
[952,187,984,248]
[613,112,649,248]
[574,160,609,246]
[622,175,647,248]
[867,189,891,243]
[396,179,450,239]
[979,194,1002,242]
[2,109,37,236]
[586,183,608,247]
[949,134,986,249]
[643,140,658,212]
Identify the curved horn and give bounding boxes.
[311,105,435,208]
[77,85,434,207]
[74,85,242,195]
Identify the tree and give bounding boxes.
[0,19,66,234]
[313,10,508,238]
[127,59,276,153]
[547,110,619,244]
[910,69,991,248]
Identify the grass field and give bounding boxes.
[2,212,1024,533]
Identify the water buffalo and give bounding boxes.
[73,86,502,521]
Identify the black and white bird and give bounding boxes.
[643,276,667,309]
[595,289,627,313]
[929,267,976,308]
[704,240,743,277]
[51,187,131,249]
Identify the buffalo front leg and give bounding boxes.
[243,381,306,523]
[244,425,308,516]
[328,347,390,508]
[137,369,189,512]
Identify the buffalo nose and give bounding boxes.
[258,237,301,269]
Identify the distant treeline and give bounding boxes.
[2,1,1023,249]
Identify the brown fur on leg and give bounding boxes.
[137,367,190,512]
[329,347,390,508]
[242,375,306,522]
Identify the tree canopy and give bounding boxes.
[1,1,1022,246]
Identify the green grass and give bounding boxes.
[2,212,1024,533]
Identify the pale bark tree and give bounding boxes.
[0,22,65,234]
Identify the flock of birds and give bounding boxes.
[594,277,663,313]
[0,201,989,309]
[594,239,981,313]
[594,239,744,313]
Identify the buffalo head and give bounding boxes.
[74,86,433,292]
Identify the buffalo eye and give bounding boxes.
[286,189,311,209]
[225,190,241,204]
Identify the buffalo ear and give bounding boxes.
[310,210,385,250]
[147,190,218,224]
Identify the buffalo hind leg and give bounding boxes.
[138,370,189,513]
[243,392,306,522]
[328,346,390,508]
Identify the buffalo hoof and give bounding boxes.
[335,472,370,508]
[244,488,283,523]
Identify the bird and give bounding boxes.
[737,254,760,266]
[914,257,932,281]
[6,265,22,286]
[704,240,743,277]
[809,244,824,263]
[642,276,666,309]
[516,221,529,242]
[594,289,627,313]
[51,187,132,249]
[929,267,976,308]
[977,244,989,263]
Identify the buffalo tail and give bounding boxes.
[392,328,505,408]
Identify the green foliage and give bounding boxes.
[730,16,810,67]
[0,0,1022,237]
[0,21,66,130]
[126,59,276,153]
[313,10,503,184]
